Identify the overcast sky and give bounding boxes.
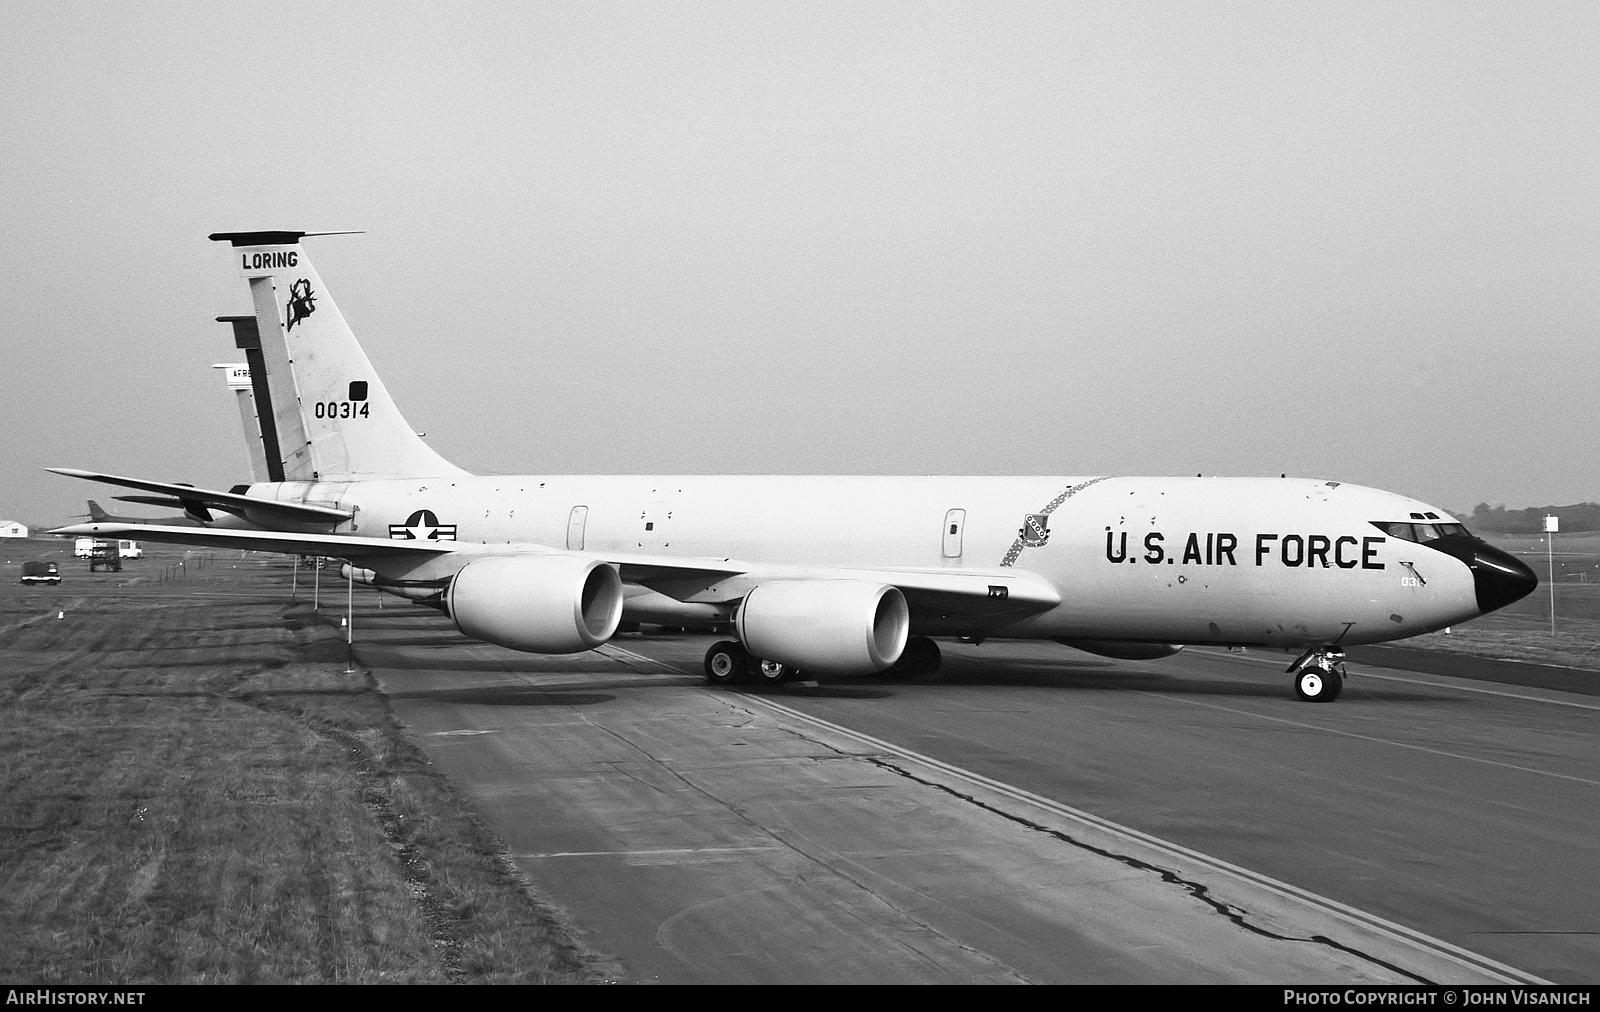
[2,2,1596,526]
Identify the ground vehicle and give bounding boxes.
[88,541,121,572]
[19,561,60,585]
[74,537,96,559]
[118,540,142,559]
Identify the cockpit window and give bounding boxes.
[1371,521,1468,542]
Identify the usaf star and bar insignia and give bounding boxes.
[389,509,457,541]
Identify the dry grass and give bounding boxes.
[0,551,614,984]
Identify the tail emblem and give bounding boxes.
[389,510,457,541]
[286,278,317,331]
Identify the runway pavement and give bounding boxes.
[354,605,1594,984]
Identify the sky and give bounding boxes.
[2,2,1597,527]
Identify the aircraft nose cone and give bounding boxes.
[1469,540,1538,614]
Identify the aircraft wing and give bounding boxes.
[865,566,1060,623]
[49,522,452,561]
[592,550,1060,626]
[46,467,351,527]
[50,522,1058,628]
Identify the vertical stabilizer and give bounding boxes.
[210,361,271,483]
[209,232,467,480]
[217,316,285,482]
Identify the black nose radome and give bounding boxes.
[1427,535,1538,614]
[1467,540,1539,614]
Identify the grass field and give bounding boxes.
[0,542,613,984]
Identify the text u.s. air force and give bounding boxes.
[1106,530,1386,570]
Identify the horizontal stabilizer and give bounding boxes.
[47,467,350,528]
[207,230,365,246]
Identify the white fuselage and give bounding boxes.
[248,473,1480,648]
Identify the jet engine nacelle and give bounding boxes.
[737,580,909,675]
[448,554,623,653]
[1057,638,1184,661]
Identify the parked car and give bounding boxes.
[20,561,60,585]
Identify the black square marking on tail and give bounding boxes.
[349,381,368,401]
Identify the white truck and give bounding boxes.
[118,540,143,559]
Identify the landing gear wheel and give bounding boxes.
[704,641,749,685]
[1294,665,1343,702]
[753,659,795,686]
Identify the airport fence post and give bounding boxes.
[313,558,320,611]
[1545,515,1558,636]
[292,555,298,599]
[345,563,355,674]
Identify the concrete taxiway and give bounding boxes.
[358,609,1591,984]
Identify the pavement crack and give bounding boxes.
[861,754,1435,985]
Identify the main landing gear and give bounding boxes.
[704,641,800,686]
[1287,647,1347,702]
[702,636,943,686]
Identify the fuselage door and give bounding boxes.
[943,509,966,559]
[566,506,588,551]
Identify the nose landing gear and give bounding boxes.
[1287,647,1346,702]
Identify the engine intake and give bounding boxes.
[737,580,908,675]
[448,554,623,653]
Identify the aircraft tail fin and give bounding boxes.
[85,500,111,522]
[209,358,273,483]
[209,231,467,481]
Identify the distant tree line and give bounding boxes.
[1467,502,1600,534]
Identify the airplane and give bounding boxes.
[51,230,1538,702]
